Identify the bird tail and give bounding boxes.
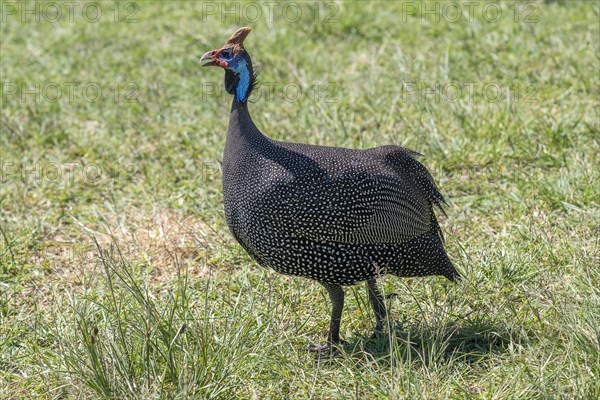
[428,211,460,282]
[442,254,461,282]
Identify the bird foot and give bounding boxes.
[307,343,332,354]
[369,329,385,341]
[307,341,346,356]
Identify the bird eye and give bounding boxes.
[221,49,232,59]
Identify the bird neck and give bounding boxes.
[234,60,251,102]
[225,57,254,103]
[226,99,326,178]
[227,99,269,146]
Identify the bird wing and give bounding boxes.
[261,160,435,244]
[377,145,446,212]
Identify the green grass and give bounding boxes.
[1,0,599,398]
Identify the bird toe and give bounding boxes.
[307,340,346,356]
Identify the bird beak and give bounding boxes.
[200,51,217,67]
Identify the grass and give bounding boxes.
[1,0,599,398]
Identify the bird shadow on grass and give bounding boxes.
[331,315,525,366]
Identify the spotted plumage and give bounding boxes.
[201,27,460,351]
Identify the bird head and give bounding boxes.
[200,27,255,103]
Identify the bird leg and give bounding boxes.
[367,278,388,339]
[309,282,345,353]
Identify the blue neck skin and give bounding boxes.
[232,59,250,103]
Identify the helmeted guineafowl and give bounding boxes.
[201,27,460,352]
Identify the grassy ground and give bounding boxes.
[1,0,599,398]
